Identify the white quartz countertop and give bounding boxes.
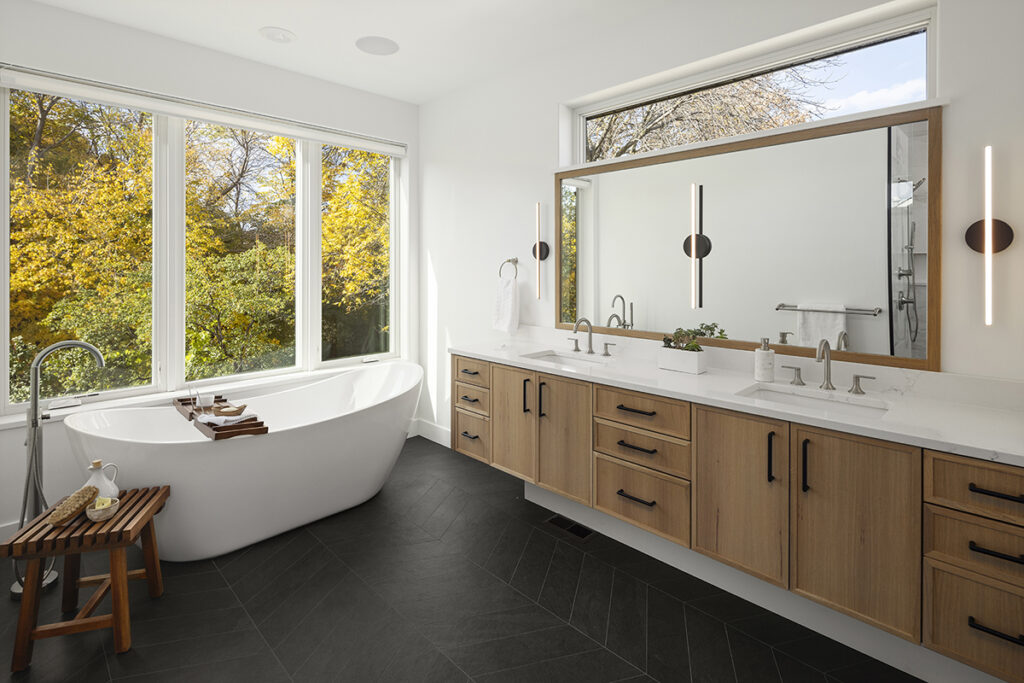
[450,340,1024,469]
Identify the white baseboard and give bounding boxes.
[408,418,450,447]
[524,483,1000,683]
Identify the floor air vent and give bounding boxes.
[546,514,594,540]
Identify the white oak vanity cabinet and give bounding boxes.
[924,451,1024,683]
[450,354,1024,681]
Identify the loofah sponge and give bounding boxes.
[46,485,99,526]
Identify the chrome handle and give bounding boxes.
[602,343,616,357]
[849,374,876,395]
[568,337,581,352]
[781,365,804,386]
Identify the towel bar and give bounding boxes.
[775,303,882,317]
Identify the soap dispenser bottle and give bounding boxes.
[754,338,775,382]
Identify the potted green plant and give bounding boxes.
[657,323,727,374]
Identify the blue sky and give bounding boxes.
[788,32,927,117]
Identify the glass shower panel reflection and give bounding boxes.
[888,122,928,360]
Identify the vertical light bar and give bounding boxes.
[690,183,697,309]
[984,145,993,326]
[535,201,541,299]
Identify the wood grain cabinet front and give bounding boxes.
[454,410,490,463]
[594,453,691,547]
[924,559,1024,683]
[790,425,922,642]
[454,382,490,416]
[925,504,1024,588]
[536,374,592,505]
[593,386,690,440]
[926,450,1024,527]
[454,356,491,388]
[693,407,790,588]
[490,364,538,482]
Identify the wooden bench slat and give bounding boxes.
[31,614,113,640]
[122,487,171,543]
[68,488,140,551]
[103,488,158,546]
[81,488,144,549]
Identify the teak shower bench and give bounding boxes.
[0,485,170,672]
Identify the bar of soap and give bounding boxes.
[94,497,112,510]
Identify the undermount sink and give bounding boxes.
[735,382,890,419]
[520,349,611,367]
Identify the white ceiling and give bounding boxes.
[33,0,675,104]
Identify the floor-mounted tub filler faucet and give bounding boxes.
[573,318,595,354]
[815,339,835,391]
[11,340,104,599]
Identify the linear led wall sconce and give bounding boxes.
[964,146,1014,325]
[683,183,712,309]
[531,202,550,300]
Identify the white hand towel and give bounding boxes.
[195,413,255,427]
[796,304,847,348]
[493,275,519,333]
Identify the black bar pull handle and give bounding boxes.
[617,440,657,455]
[967,616,1024,647]
[968,482,1024,505]
[767,431,776,482]
[617,404,656,417]
[460,396,480,404]
[538,382,547,417]
[460,431,479,440]
[801,439,810,492]
[969,540,1024,566]
[617,489,656,507]
[522,378,531,413]
[460,368,479,376]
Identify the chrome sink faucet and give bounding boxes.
[816,339,835,391]
[836,330,849,351]
[573,318,595,354]
[606,313,623,328]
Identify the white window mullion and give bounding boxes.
[0,87,10,414]
[153,116,186,391]
[296,140,322,370]
[391,157,402,359]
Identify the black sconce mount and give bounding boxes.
[683,234,712,259]
[532,241,550,260]
[964,219,1014,253]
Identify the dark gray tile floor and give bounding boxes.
[0,437,923,682]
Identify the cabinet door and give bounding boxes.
[791,425,921,641]
[537,374,592,505]
[694,407,789,587]
[491,365,537,482]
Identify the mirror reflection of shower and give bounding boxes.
[889,122,929,359]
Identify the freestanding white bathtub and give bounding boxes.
[64,361,423,561]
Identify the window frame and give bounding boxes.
[572,8,936,164]
[1,72,405,416]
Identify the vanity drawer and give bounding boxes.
[925,505,1024,587]
[454,356,490,388]
[594,385,690,440]
[924,559,1024,683]
[594,453,690,547]
[454,409,490,463]
[593,418,691,480]
[454,382,490,416]
[926,450,1024,526]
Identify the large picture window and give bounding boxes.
[185,122,297,381]
[3,78,402,411]
[320,145,391,361]
[585,31,927,162]
[8,90,153,401]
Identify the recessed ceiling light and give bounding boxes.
[259,26,296,44]
[356,36,399,56]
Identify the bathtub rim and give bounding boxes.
[63,360,423,446]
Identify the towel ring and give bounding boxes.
[499,257,518,278]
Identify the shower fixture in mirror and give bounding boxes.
[555,107,941,370]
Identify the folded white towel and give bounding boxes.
[195,413,255,427]
[796,304,847,348]
[493,274,519,333]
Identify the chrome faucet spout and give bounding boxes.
[611,295,627,329]
[815,339,835,391]
[836,330,849,351]
[29,340,105,427]
[573,318,595,354]
[606,313,623,328]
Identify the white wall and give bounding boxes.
[0,0,420,535]
[418,0,1024,433]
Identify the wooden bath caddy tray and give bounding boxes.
[172,396,268,440]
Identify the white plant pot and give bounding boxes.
[657,347,707,374]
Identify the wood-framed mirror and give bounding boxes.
[555,106,942,371]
